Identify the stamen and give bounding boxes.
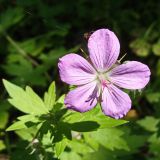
[117,53,127,63]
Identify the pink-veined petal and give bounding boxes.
[88,29,120,71]
[109,61,151,89]
[65,81,99,112]
[101,84,131,119]
[58,53,97,85]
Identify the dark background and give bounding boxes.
[0,0,160,159]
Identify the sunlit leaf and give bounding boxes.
[6,115,39,131]
[65,106,128,129]
[55,138,67,158]
[3,79,48,114]
[89,128,129,151]
[44,81,56,111]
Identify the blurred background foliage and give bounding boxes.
[0,0,160,159]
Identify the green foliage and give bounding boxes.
[44,81,56,111]
[3,80,128,159]
[3,79,48,114]
[0,140,6,151]
[87,128,129,151]
[137,116,160,132]
[0,0,160,159]
[152,40,160,56]
[130,38,151,57]
[55,138,67,158]
[0,7,24,31]
[0,111,9,129]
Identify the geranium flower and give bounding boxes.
[58,29,150,119]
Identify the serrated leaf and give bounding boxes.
[55,138,67,158]
[90,128,129,151]
[68,140,93,154]
[3,79,48,114]
[25,86,48,112]
[83,133,99,150]
[6,120,28,131]
[44,81,56,111]
[65,106,128,128]
[137,116,160,132]
[56,94,65,104]
[6,115,39,131]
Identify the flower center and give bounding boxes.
[97,72,110,88]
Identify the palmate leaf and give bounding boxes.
[65,105,128,129]
[3,79,48,114]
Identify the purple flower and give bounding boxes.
[58,29,151,119]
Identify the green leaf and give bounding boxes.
[15,127,38,141]
[65,106,128,128]
[60,151,81,160]
[6,120,28,131]
[3,79,48,114]
[137,116,160,132]
[56,94,65,104]
[146,92,160,103]
[44,81,56,111]
[130,38,151,57]
[89,128,129,151]
[70,121,100,132]
[83,146,116,160]
[68,140,93,154]
[152,40,160,56]
[83,133,99,151]
[6,115,39,131]
[7,114,39,131]
[94,115,128,129]
[0,7,24,31]
[0,111,9,129]
[0,140,6,151]
[17,114,39,121]
[148,134,160,156]
[55,138,67,158]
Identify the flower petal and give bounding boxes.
[65,81,99,112]
[58,53,97,85]
[101,84,131,119]
[88,29,120,71]
[109,61,151,89]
